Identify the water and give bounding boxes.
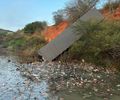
[0,56,49,100]
[0,56,120,100]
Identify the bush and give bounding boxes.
[103,0,120,10]
[66,20,120,68]
[65,0,98,23]
[53,10,65,25]
[24,21,47,34]
[4,34,47,63]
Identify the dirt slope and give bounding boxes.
[43,7,120,42]
[102,6,120,20]
[43,21,69,42]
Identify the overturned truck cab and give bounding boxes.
[38,8,104,61]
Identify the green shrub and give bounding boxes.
[24,21,47,34]
[67,20,120,67]
[8,38,26,50]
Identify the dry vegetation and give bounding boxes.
[1,0,120,70]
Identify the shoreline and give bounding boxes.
[17,59,120,100]
[0,53,120,99]
[0,47,118,73]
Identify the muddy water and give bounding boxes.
[0,56,120,100]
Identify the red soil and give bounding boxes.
[102,6,120,20]
[43,7,120,42]
[43,21,69,42]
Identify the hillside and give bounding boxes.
[0,28,13,34]
[43,21,69,42]
[0,28,13,48]
[2,4,120,63]
[102,6,120,20]
[43,7,120,43]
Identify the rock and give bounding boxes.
[93,79,97,83]
[116,84,120,87]
[93,87,98,92]
[59,97,64,100]
[93,69,99,72]
[8,59,11,62]
[83,94,91,99]
[97,75,101,79]
[107,89,110,92]
[16,68,20,71]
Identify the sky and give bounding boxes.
[0,0,107,31]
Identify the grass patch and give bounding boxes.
[4,32,46,63]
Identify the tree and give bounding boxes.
[65,0,99,23]
[53,10,65,25]
[104,0,120,13]
[24,21,47,34]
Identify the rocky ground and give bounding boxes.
[0,48,120,100]
[1,54,120,100]
[0,46,8,55]
[18,61,120,100]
